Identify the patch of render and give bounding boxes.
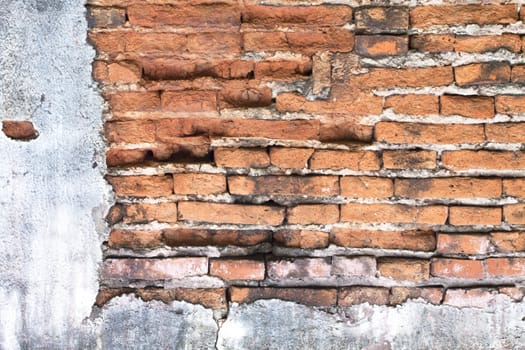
[0,0,110,348]
[218,298,525,350]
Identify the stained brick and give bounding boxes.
[440,95,495,119]
[495,95,525,114]
[210,259,265,281]
[384,94,439,115]
[490,232,525,252]
[486,258,525,277]
[339,287,390,306]
[122,202,178,224]
[230,287,337,307]
[178,202,285,225]
[455,62,511,86]
[354,35,408,57]
[102,258,208,280]
[431,258,484,279]
[274,230,329,249]
[108,230,164,249]
[242,5,352,26]
[163,228,271,247]
[378,258,430,282]
[331,228,436,251]
[340,204,447,225]
[410,5,518,28]
[442,151,525,171]
[504,204,525,225]
[355,7,409,34]
[395,178,501,199]
[375,122,485,144]
[382,150,437,169]
[437,234,491,255]
[107,176,173,197]
[449,206,501,226]
[331,256,376,277]
[228,176,339,196]
[268,258,331,280]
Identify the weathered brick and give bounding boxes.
[440,95,495,119]
[375,122,485,144]
[214,148,270,168]
[273,230,329,249]
[354,35,408,57]
[353,67,453,88]
[331,256,376,277]
[454,35,521,53]
[389,287,443,305]
[431,258,484,279]
[135,288,227,310]
[340,204,447,225]
[109,92,160,112]
[242,5,352,26]
[269,148,313,169]
[355,7,409,34]
[511,65,525,83]
[220,85,272,108]
[309,150,380,170]
[455,62,511,86]
[268,258,331,280]
[437,234,491,255]
[178,202,285,225]
[230,287,337,307]
[442,151,525,171]
[504,204,525,225]
[254,59,312,80]
[339,287,390,306]
[384,94,439,115]
[1,121,38,140]
[107,176,173,197]
[161,91,217,113]
[173,173,226,195]
[143,58,254,80]
[107,62,141,83]
[87,7,126,28]
[108,230,164,249]
[210,259,265,281]
[340,176,393,198]
[486,258,525,277]
[444,289,497,308]
[449,206,501,226]
[102,257,208,280]
[378,258,430,282]
[105,121,156,143]
[410,34,455,52]
[495,95,525,114]
[490,232,525,252]
[163,228,271,247]
[410,5,518,28]
[486,123,525,143]
[287,204,339,225]
[504,179,525,197]
[395,178,501,199]
[382,150,437,170]
[122,202,178,224]
[228,176,339,196]
[88,32,125,52]
[319,119,374,143]
[331,228,436,251]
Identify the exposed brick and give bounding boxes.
[410,5,518,28]
[410,34,455,52]
[122,202,178,224]
[353,66,453,88]
[220,85,272,108]
[269,148,313,169]
[440,95,495,119]
[504,179,525,197]
[495,95,525,114]
[384,94,439,115]
[454,35,521,53]
[178,202,285,225]
[87,7,126,28]
[309,150,380,170]
[338,287,390,306]
[319,119,374,143]
[105,120,156,143]
[355,7,409,34]
[161,91,217,113]
[454,62,511,86]
[102,258,208,280]
[389,287,443,305]
[2,121,38,140]
[143,58,254,80]
[437,234,491,255]
[163,228,271,247]
[109,92,160,112]
[442,151,525,171]
[331,256,376,277]
[486,123,525,143]
[106,148,148,167]
[340,176,393,198]
[254,59,312,80]
[173,173,226,195]
[499,287,525,302]
[395,178,501,199]
[88,32,125,52]
[331,228,436,251]
[444,288,497,308]
[375,122,484,144]
[242,5,352,26]
[107,62,141,83]
[431,258,484,279]
[354,35,408,57]
[340,204,447,225]
[108,230,164,249]
[287,204,339,225]
[214,148,270,168]
[504,204,525,225]
[490,232,525,252]
[449,206,501,226]
[230,287,337,307]
[486,258,525,277]
[511,65,525,83]
[210,259,265,281]
[268,258,331,280]
[273,230,329,249]
[378,258,430,282]
[107,176,173,197]
[228,176,339,196]
[382,150,437,170]
[136,288,227,310]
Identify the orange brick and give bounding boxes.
[340,204,447,225]
[378,258,430,282]
[254,59,312,80]
[109,92,160,112]
[210,259,265,281]
[449,206,501,226]
[274,230,329,249]
[107,176,173,197]
[382,150,437,169]
[268,258,331,280]
[384,94,439,115]
[178,202,284,225]
[375,122,485,144]
[133,288,227,310]
[486,258,525,277]
[437,234,491,255]
[173,173,226,195]
[309,150,380,170]
[319,119,374,143]
[455,62,511,86]
[102,258,207,281]
[340,176,393,198]
[440,95,495,119]
[107,62,141,83]
[495,95,525,114]
[269,148,313,169]
[108,230,164,249]
[1,121,38,140]
[331,228,436,251]
[228,176,339,196]
[353,67,453,88]
[105,121,156,143]
[123,202,178,224]
[220,85,272,108]
[230,287,337,307]
[390,287,443,305]
[355,7,409,34]
[163,228,271,247]
[490,232,525,252]
[395,178,501,199]
[338,287,390,306]
[410,34,455,52]
[442,151,525,171]
[214,148,269,168]
[431,258,484,279]
[486,123,525,143]
[504,204,525,224]
[410,5,518,28]
[287,204,339,224]
[503,179,525,197]
[143,58,254,80]
[354,35,408,57]
[161,91,217,113]
[242,5,352,26]
[88,32,125,52]
[511,65,525,83]
[454,35,521,53]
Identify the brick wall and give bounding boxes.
[88,0,525,313]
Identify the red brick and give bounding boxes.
[384,94,439,115]
[389,287,443,305]
[220,85,272,108]
[486,258,525,277]
[214,148,269,168]
[331,256,376,277]
[331,228,436,251]
[319,119,374,143]
[455,62,511,86]
[210,259,265,281]
[107,176,173,197]
[268,258,331,280]
[511,65,525,83]
[135,288,227,310]
[309,150,380,170]
[410,34,455,52]
[340,204,447,225]
[242,5,352,26]
[2,121,38,140]
[105,121,156,143]
[143,58,254,80]
[339,287,390,306]
[178,202,284,225]
[287,204,339,225]
[88,32,125,52]
[449,206,501,226]
[340,176,393,198]
[503,179,525,197]
[495,95,525,114]
[375,122,484,144]
[107,62,141,83]
[490,232,525,252]
[122,202,178,224]
[161,91,217,113]
[102,257,208,280]
[410,5,518,28]
[106,148,148,167]
[354,35,408,57]
[254,59,311,80]
[440,95,495,119]
[173,173,226,195]
[442,151,525,171]
[504,204,525,224]
[437,234,491,255]
[486,123,525,143]
[395,178,501,199]
[163,228,271,247]
[431,258,484,279]
[273,230,329,249]
[355,7,409,34]
[228,176,339,196]
[378,258,430,282]
[230,287,337,307]
[454,35,521,53]
[108,92,160,112]
[269,148,313,169]
[353,67,453,88]
[382,150,437,169]
[108,230,164,249]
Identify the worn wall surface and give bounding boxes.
[3,0,525,349]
